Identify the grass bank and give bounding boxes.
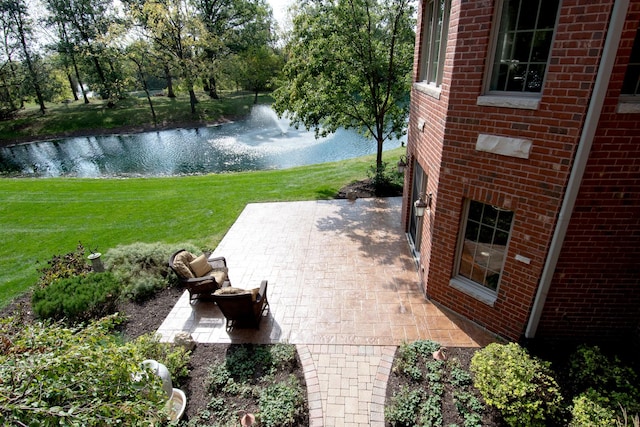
[0,91,272,144]
[0,147,405,307]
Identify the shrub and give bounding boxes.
[104,242,199,302]
[32,272,122,322]
[36,243,92,288]
[470,342,563,427]
[367,161,403,196]
[258,375,307,427]
[570,389,617,427]
[569,345,640,415]
[0,314,168,426]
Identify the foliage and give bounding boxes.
[367,161,403,195]
[570,389,617,427]
[0,314,170,426]
[568,345,640,415]
[273,0,415,169]
[258,375,306,427]
[386,386,425,426]
[393,339,441,381]
[31,272,121,322]
[130,333,191,389]
[104,242,189,302]
[35,242,93,289]
[470,342,563,427]
[203,344,306,426]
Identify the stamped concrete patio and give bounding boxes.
[157,197,495,426]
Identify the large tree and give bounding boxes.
[273,0,415,171]
[0,0,46,114]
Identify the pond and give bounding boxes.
[0,105,404,178]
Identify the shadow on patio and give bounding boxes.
[157,197,495,347]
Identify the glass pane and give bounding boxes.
[479,225,495,244]
[506,63,526,91]
[468,200,483,222]
[622,66,640,95]
[538,0,560,29]
[513,32,533,62]
[500,0,519,34]
[524,64,545,92]
[481,204,498,227]
[517,0,539,31]
[531,30,553,62]
[496,210,514,231]
[465,221,480,241]
[495,230,510,246]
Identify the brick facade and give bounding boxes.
[404,0,640,343]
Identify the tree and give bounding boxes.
[195,0,274,99]
[237,45,282,103]
[272,0,415,171]
[0,0,47,114]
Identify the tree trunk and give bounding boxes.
[66,72,78,101]
[14,11,45,114]
[208,77,219,99]
[254,89,259,104]
[189,88,198,114]
[164,65,175,98]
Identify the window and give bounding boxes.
[418,0,451,87]
[489,0,560,93]
[456,200,513,291]
[622,28,640,96]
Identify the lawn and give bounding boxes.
[0,146,405,307]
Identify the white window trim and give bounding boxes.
[476,94,539,110]
[414,81,442,99]
[450,276,498,306]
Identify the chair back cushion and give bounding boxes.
[172,251,196,279]
[189,254,213,277]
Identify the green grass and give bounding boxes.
[0,91,272,141]
[0,147,405,307]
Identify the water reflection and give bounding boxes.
[0,106,404,178]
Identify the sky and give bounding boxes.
[267,0,293,28]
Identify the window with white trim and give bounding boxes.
[456,200,514,291]
[489,0,560,93]
[622,28,640,96]
[418,0,451,87]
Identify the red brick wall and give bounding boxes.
[536,1,640,342]
[405,0,628,341]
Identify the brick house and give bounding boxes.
[401,0,640,343]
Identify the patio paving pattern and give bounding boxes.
[157,197,495,426]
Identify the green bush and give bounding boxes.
[36,243,93,288]
[393,339,441,382]
[470,342,563,427]
[32,272,122,322]
[570,389,617,427]
[104,242,199,302]
[367,161,404,196]
[258,375,306,427]
[131,333,191,388]
[569,345,640,415]
[386,386,425,426]
[0,314,168,426]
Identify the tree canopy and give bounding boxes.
[272,0,415,169]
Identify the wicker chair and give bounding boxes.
[213,280,269,330]
[168,249,230,303]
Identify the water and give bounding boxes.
[0,105,404,178]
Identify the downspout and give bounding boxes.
[525,0,630,339]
